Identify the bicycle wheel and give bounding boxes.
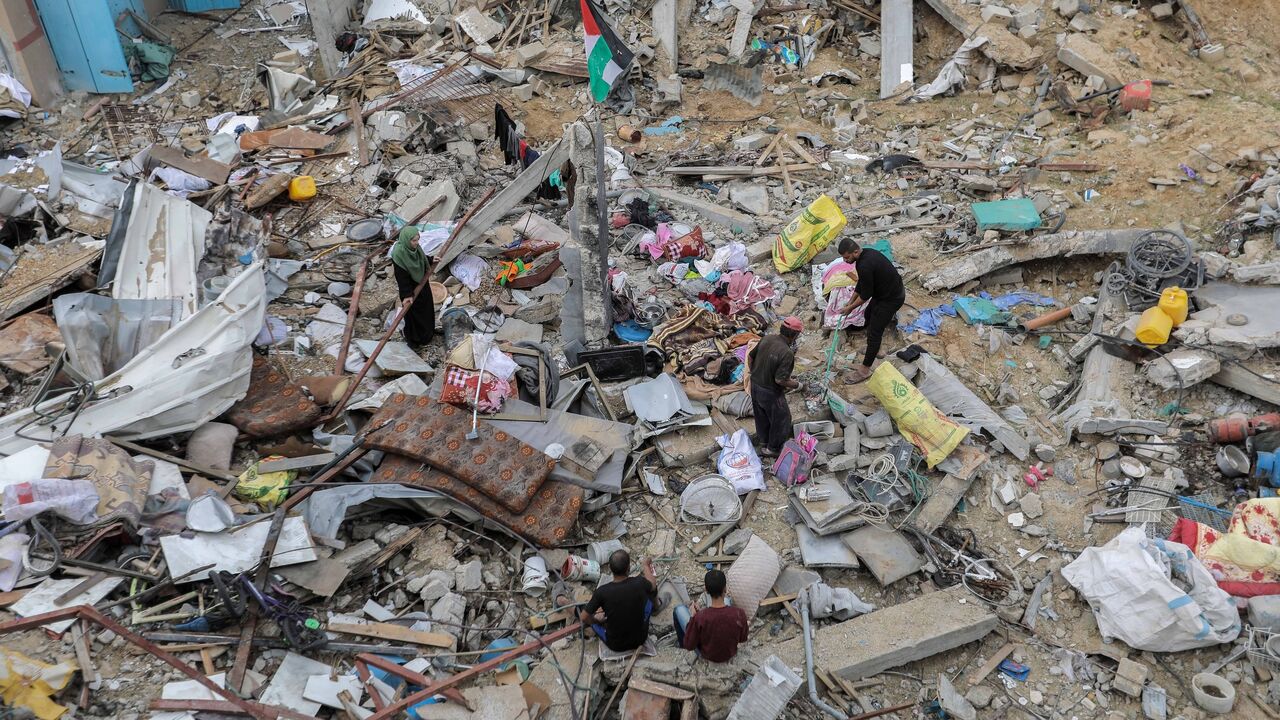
[209,571,247,620]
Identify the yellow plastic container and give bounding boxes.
[1159,286,1188,326]
[288,175,316,201]
[1136,306,1173,346]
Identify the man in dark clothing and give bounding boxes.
[837,239,905,382]
[579,551,657,652]
[675,570,749,663]
[748,316,803,457]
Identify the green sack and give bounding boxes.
[123,41,177,83]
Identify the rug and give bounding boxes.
[364,393,553,514]
[375,454,581,547]
[224,355,322,438]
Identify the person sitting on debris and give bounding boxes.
[578,550,658,652]
[749,316,803,458]
[389,225,436,348]
[674,569,748,663]
[836,238,905,383]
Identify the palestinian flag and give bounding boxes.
[580,0,634,102]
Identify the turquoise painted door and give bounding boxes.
[169,0,241,10]
[33,0,133,93]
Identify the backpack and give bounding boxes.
[772,432,818,486]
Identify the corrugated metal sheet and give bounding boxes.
[112,181,211,317]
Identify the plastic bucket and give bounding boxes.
[522,556,549,596]
[201,276,232,306]
[561,555,600,582]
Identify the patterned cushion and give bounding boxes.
[363,393,552,514]
[375,454,581,548]
[225,356,322,438]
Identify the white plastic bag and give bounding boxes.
[2,478,100,525]
[716,429,766,494]
[1061,527,1240,652]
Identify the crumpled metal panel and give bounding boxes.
[111,182,211,318]
[0,264,266,455]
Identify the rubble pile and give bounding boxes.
[3,0,1280,718]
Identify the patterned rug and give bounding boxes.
[375,454,582,547]
[363,393,553,514]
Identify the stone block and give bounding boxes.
[980,5,1013,25]
[513,41,548,66]
[1145,349,1220,390]
[430,592,467,627]
[734,133,771,151]
[455,559,483,592]
[1150,3,1174,19]
[1113,657,1149,697]
[775,586,997,680]
[512,83,535,101]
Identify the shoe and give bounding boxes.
[759,448,778,459]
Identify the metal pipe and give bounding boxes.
[800,589,849,720]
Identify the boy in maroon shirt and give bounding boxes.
[675,569,749,662]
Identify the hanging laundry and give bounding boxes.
[494,103,559,200]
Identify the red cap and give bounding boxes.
[782,316,803,332]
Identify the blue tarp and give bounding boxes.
[900,291,1056,335]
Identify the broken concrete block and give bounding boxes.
[409,569,454,603]
[959,174,1000,193]
[1057,34,1129,87]
[1150,2,1174,19]
[776,586,997,681]
[1199,43,1225,65]
[723,528,754,555]
[827,454,860,472]
[1032,109,1054,128]
[1114,657,1150,698]
[727,182,770,216]
[734,133,771,151]
[1069,13,1103,32]
[980,5,1013,25]
[966,685,994,709]
[1145,349,1220,390]
[1055,0,1080,18]
[430,592,467,627]
[746,239,772,263]
[1034,444,1056,462]
[454,559,483,592]
[938,674,976,720]
[513,41,548,66]
[400,179,460,223]
[1020,492,1044,519]
[512,83,535,102]
[180,90,202,108]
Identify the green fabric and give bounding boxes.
[123,42,177,83]
[390,226,428,283]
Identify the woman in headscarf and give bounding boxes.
[389,226,435,347]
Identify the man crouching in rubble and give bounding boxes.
[578,550,659,652]
[675,569,748,663]
[749,316,804,458]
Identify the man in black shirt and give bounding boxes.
[580,550,657,652]
[748,316,803,457]
[837,239,905,382]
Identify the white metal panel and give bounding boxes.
[0,264,266,455]
[111,182,211,317]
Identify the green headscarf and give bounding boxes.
[390,226,428,283]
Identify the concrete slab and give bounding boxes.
[1057,34,1131,87]
[880,0,913,99]
[919,0,1038,68]
[842,525,922,585]
[776,586,997,681]
[650,187,757,233]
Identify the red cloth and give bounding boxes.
[681,605,749,662]
[1168,517,1280,598]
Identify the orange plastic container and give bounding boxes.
[288,175,316,201]
[1158,286,1188,326]
[1135,306,1173,346]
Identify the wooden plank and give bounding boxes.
[628,677,694,702]
[109,437,240,485]
[529,608,575,630]
[966,642,1016,687]
[257,453,338,473]
[327,621,457,649]
[351,99,368,166]
[148,145,232,184]
[0,589,29,607]
[758,593,799,607]
[666,163,815,177]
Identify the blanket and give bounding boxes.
[1168,498,1280,597]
